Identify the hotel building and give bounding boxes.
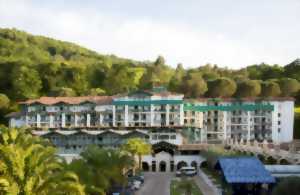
[8,88,294,144]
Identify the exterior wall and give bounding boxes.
[9,117,26,127]
[8,96,295,144]
[142,152,206,172]
[184,99,294,144]
[149,132,183,145]
[272,101,294,143]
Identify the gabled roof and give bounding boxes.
[19,96,113,105]
[216,157,275,184]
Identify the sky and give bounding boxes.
[0,0,299,68]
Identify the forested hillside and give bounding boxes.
[0,28,300,125]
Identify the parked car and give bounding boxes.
[129,175,144,184]
[129,180,142,190]
[176,166,197,177]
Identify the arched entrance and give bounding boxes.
[191,161,197,170]
[279,158,290,165]
[266,156,277,165]
[257,154,265,163]
[142,162,149,172]
[177,161,188,170]
[200,161,208,168]
[159,161,167,172]
[152,161,156,172]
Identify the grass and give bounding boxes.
[202,167,223,187]
[295,107,300,113]
[202,167,232,195]
[170,179,203,195]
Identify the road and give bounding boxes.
[135,172,174,195]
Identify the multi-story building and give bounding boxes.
[9,87,184,129]
[184,97,294,143]
[8,88,295,144]
[7,88,295,171]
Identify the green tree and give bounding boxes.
[261,81,281,97]
[67,146,133,195]
[0,94,9,109]
[168,63,185,92]
[12,65,42,99]
[235,80,261,97]
[181,72,208,98]
[207,77,237,97]
[88,88,106,96]
[139,56,173,89]
[0,127,85,195]
[104,64,138,94]
[50,87,76,97]
[284,58,300,81]
[122,138,151,171]
[278,78,300,97]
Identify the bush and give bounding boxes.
[272,177,300,195]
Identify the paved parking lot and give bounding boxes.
[135,172,174,195]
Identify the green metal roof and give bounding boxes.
[184,103,274,111]
[113,99,183,106]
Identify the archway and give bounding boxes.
[200,161,208,168]
[191,161,197,170]
[257,154,265,163]
[142,162,149,172]
[279,158,290,165]
[151,161,156,172]
[159,161,167,172]
[266,156,277,165]
[177,161,188,170]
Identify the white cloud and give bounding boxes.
[0,0,299,68]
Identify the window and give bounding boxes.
[170,135,176,139]
[278,121,281,125]
[278,128,281,133]
[142,114,146,120]
[278,113,281,117]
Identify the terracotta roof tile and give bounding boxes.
[20,96,113,105]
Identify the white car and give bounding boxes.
[176,166,197,177]
[131,180,142,190]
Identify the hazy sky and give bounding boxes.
[0,0,299,68]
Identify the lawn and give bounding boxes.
[170,179,203,195]
[295,107,300,114]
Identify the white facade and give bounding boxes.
[184,98,295,144]
[8,94,295,144]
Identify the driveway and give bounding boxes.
[135,172,174,195]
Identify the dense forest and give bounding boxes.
[0,28,300,126]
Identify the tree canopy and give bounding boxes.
[0,127,85,195]
[0,28,300,124]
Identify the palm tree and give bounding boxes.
[122,138,151,171]
[66,145,134,195]
[0,127,85,195]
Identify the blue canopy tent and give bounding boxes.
[215,157,275,195]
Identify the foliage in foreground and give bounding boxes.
[66,145,134,195]
[0,127,85,195]
[170,178,202,195]
[122,138,151,171]
[272,177,300,195]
